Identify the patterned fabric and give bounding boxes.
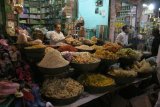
[16,62,32,84]
[0,45,14,79]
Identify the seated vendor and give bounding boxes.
[16,27,42,45]
[50,23,65,45]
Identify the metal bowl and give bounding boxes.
[114,76,135,85]
[118,57,136,69]
[138,72,153,78]
[107,74,135,85]
[78,75,115,94]
[71,61,100,73]
[24,48,45,62]
[98,59,118,73]
[84,85,115,94]
[42,94,82,106]
[77,49,96,53]
[38,65,69,76]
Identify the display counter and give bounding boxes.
[55,76,152,107]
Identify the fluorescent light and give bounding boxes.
[143,4,148,7]
[148,4,154,10]
[159,8,160,11]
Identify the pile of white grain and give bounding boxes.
[38,47,69,68]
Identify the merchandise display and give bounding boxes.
[94,49,119,60]
[103,42,122,53]
[91,45,104,50]
[24,44,46,49]
[38,48,69,68]
[75,45,94,51]
[116,48,142,59]
[79,74,115,87]
[133,60,155,73]
[58,45,78,52]
[65,37,82,46]
[108,68,137,77]
[0,0,159,106]
[72,52,100,64]
[82,39,95,46]
[41,78,83,99]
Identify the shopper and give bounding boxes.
[16,27,32,44]
[151,28,160,56]
[16,27,42,45]
[115,25,130,46]
[50,23,65,45]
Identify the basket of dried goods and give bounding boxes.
[78,74,115,94]
[91,45,104,50]
[37,47,69,75]
[58,45,77,52]
[75,45,95,53]
[116,48,142,68]
[93,49,119,73]
[24,44,46,62]
[133,60,155,78]
[65,37,82,46]
[103,42,122,53]
[108,68,137,85]
[82,39,95,46]
[41,78,84,106]
[71,52,101,73]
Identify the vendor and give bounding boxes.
[50,23,65,45]
[115,25,130,46]
[16,27,42,45]
[16,27,32,44]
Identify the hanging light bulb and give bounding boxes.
[148,4,154,10]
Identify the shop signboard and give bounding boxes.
[144,9,154,14]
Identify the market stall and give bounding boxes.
[0,0,159,107]
[0,32,157,107]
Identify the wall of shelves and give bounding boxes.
[19,0,66,30]
[115,2,137,34]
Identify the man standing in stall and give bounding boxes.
[50,23,65,45]
[115,25,130,46]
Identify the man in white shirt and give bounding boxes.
[115,25,130,46]
[50,23,65,45]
